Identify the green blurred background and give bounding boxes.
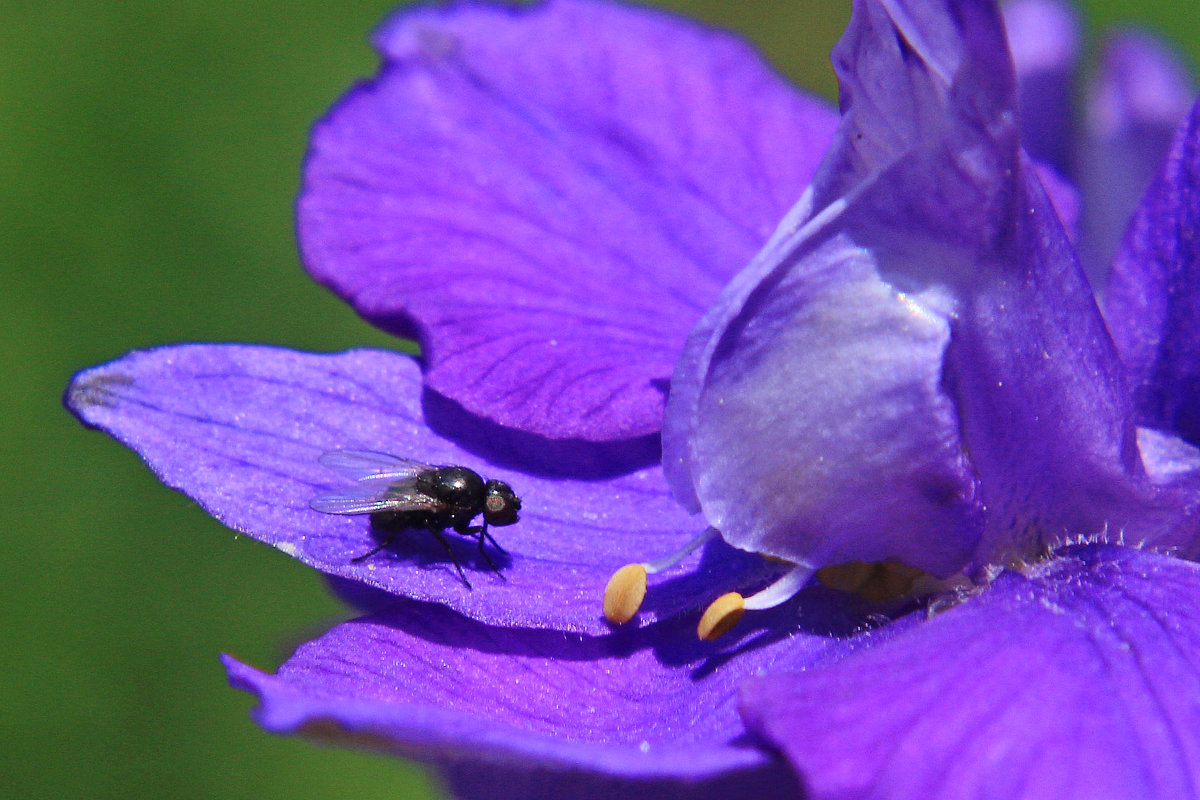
[2,2,1196,798]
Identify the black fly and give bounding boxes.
[309,450,521,588]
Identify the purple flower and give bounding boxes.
[65,1,1200,798]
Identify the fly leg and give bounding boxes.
[351,530,396,563]
[456,522,506,579]
[430,526,472,589]
[483,526,508,555]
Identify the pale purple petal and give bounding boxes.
[664,0,1011,545]
[669,216,985,576]
[224,590,874,798]
[66,345,774,633]
[299,0,837,441]
[1003,0,1080,175]
[741,545,1200,800]
[1139,427,1200,485]
[1082,31,1195,289]
[1108,98,1200,446]
[665,0,1141,575]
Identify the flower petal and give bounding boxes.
[1108,97,1200,447]
[65,345,769,633]
[1003,0,1080,176]
[224,587,880,799]
[298,0,837,441]
[1033,159,1081,240]
[664,0,1144,574]
[1138,427,1200,485]
[1083,31,1194,289]
[741,545,1200,800]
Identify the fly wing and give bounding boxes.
[309,484,399,515]
[309,478,442,516]
[317,450,436,483]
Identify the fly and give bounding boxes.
[310,450,521,588]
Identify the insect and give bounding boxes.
[309,450,521,588]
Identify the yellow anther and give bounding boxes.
[869,562,922,602]
[697,592,746,641]
[603,563,648,624]
[816,560,924,603]
[815,561,876,594]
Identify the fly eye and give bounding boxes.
[484,493,519,525]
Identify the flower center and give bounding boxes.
[603,538,948,640]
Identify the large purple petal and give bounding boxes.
[298,0,837,442]
[66,345,773,633]
[1003,0,1080,176]
[664,0,1145,575]
[1084,31,1194,290]
[741,545,1200,800]
[1108,97,1200,447]
[224,589,875,799]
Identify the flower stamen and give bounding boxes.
[698,565,812,641]
[603,564,647,624]
[602,528,717,624]
[697,592,744,641]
